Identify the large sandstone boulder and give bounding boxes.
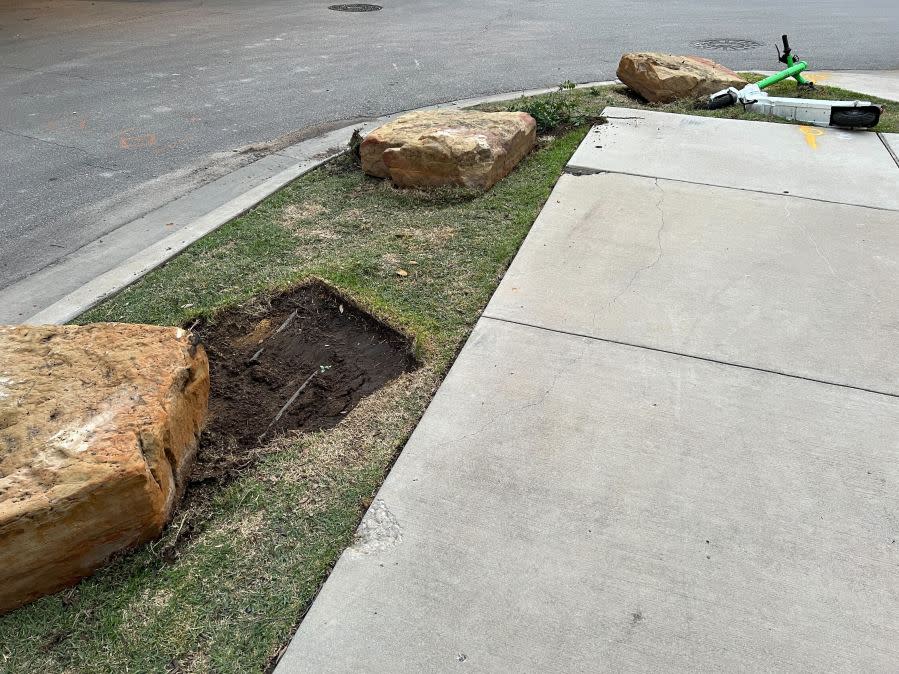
[360,110,536,190]
[0,323,209,614]
[617,52,746,103]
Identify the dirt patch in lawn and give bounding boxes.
[191,281,417,482]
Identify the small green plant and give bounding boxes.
[559,80,577,91]
[507,90,585,133]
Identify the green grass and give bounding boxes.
[2,77,894,673]
[487,77,897,133]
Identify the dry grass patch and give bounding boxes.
[281,201,326,221]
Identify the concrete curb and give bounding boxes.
[26,80,618,325]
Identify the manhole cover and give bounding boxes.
[329,3,382,11]
[692,38,764,51]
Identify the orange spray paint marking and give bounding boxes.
[799,125,823,150]
[805,71,831,84]
[119,130,157,149]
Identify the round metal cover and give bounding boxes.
[329,3,382,11]
[691,38,764,51]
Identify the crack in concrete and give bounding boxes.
[0,127,117,171]
[787,197,874,301]
[1,63,109,84]
[605,177,666,310]
[432,331,589,452]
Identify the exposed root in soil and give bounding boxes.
[188,281,417,484]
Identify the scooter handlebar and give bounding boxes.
[777,34,795,64]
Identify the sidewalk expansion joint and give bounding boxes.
[560,168,899,212]
[877,132,899,169]
[480,314,898,400]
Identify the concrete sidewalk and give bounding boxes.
[276,110,899,672]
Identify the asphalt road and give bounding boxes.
[1,0,897,307]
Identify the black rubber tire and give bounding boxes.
[830,107,881,128]
[707,93,736,110]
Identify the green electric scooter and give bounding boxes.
[707,35,882,128]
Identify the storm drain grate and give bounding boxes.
[329,3,382,11]
[692,38,764,51]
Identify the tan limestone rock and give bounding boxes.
[0,323,209,613]
[617,52,747,103]
[360,110,536,190]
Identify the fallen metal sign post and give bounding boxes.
[707,34,883,129]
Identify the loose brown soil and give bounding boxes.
[190,282,416,481]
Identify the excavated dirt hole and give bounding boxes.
[189,282,416,482]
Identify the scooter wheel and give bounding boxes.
[707,93,736,110]
[830,106,881,128]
